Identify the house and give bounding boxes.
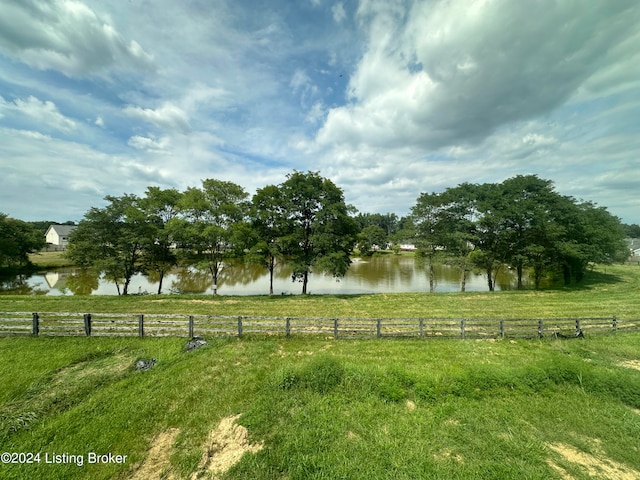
[45,224,76,248]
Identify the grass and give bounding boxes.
[1,262,639,478]
[1,264,640,321]
[27,251,75,269]
[0,333,639,479]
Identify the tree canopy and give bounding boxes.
[0,213,46,270]
[411,175,627,291]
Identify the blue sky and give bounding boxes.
[1,0,639,224]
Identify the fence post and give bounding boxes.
[612,315,617,333]
[138,314,144,337]
[333,318,338,339]
[500,319,505,339]
[538,319,544,338]
[376,318,381,338]
[32,312,39,336]
[575,318,582,337]
[84,313,92,336]
[285,317,291,337]
[461,319,466,339]
[188,315,194,338]
[237,316,243,337]
[419,318,424,338]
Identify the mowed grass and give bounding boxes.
[2,264,640,320]
[1,333,639,479]
[27,251,75,269]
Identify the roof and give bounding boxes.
[46,224,77,236]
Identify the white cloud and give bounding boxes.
[128,135,171,153]
[95,116,104,127]
[332,3,347,23]
[0,0,154,77]
[122,103,191,134]
[0,95,77,133]
[317,0,640,151]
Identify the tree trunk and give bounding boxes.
[460,268,467,293]
[487,267,494,291]
[302,270,309,294]
[429,262,435,293]
[157,271,164,295]
[268,256,275,296]
[516,263,523,290]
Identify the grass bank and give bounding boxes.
[1,264,640,320]
[28,251,75,269]
[1,332,639,479]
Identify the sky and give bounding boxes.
[0,0,639,224]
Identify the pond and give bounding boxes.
[1,255,527,296]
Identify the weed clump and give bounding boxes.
[274,356,344,394]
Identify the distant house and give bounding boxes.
[45,224,76,248]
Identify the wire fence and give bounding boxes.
[0,312,636,339]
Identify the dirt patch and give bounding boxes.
[547,442,640,480]
[129,428,180,480]
[619,360,640,372]
[190,414,263,479]
[405,400,416,411]
[434,449,463,463]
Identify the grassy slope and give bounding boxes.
[1,263,639,478]
[2,264,640,320]
[0,333,639,479]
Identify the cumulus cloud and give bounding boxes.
[128,135,171,153]
[317,0,640,151]
[0,95,76,133]
[0,0,154,76]
[122,103,191,134]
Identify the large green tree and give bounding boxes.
[66,194,149,295]
[171,179,249,295]
[248,184,287,295]
[278,171,359,294]
[138,187,182,294]
[0,213,46,269]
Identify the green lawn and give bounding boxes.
[0,332,639,479]
[1,263,639,478]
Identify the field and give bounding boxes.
[1,332,639,479]
[1,263,639,479]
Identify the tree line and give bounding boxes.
[66,171,358,295]
[1,172,632,294]
[411,175,628,291]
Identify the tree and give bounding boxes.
[66,195,148,295]
[357,225,388,256]
[279,171,359,294]
[623,223,640,238]
[172,179,249,295]
[248,184,287,295]
[138,187,182,294]
[412,192,449,292]
[0,213,46,269]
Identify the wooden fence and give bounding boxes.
[0,312,636,339]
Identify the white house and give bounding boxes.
[45,224,76,247]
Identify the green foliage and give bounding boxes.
[411,175,628,292]
[278,171,359,293]
[0,213,46,269]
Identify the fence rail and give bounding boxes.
[0,312,636,339]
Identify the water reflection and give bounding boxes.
[2,255,528,296]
